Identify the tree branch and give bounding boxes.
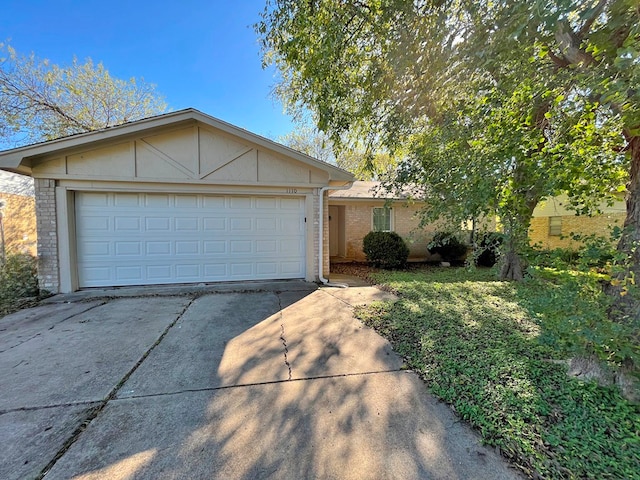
[577,0,609,39]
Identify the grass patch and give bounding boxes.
[356,267,640,479]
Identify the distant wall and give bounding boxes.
[0,192,37,256]
[529,213,625,249]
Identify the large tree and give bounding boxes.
[390,55,625,279]
[0,44,167,148]
[257,1,638,287]
[279,122,397,180]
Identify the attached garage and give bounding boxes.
[75,192,306,287]
[0,109,354,293]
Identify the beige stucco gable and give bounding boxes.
[31,123,332,186]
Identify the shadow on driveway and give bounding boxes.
[0,282,521,480]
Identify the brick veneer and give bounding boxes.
[334,201,437,261]
[34,179,59,292]
[529,213,625,249]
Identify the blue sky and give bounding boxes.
[1,0,296,141]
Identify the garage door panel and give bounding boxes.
[256,197,277,208]
[175,217,199,230]
[114,193,141,206]
[81,216,110,231]
[83,267,111,283]
[282,261,304,275]
[204,241,226,254]
[147,265,172,280]
[115,242,141,255]
[79,192,109,206]
[147,242,171,255]
[230,197,252,209]
[76,192,306,287]
[175,195,198,207]
[203,196,225,208]
[145,194,170,207]
[146,217,171,231]
[230,263,252,276]
[116,266,143,281]
[204,217,226,230]
[175,241,199,255]
[83,242,110,256]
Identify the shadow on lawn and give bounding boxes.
[357,270,640,479]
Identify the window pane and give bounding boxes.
[373,207,391,232]
[549,216,562,236]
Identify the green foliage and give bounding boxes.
[427,232,468,262]
[258,0,636,282]
[357,268,640,478]
[277,122,396,179]
[0,254,39,316]
[0,44,167,147]
[530,236,616,272]
[362,231,409,269]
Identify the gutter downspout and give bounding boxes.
[319,183,353,287]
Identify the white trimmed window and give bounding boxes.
[549,216,562,236]
[372,207,393,232]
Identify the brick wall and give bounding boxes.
[336,201,439,261]
[323,191,329,277]
[34,179,59,292]
[0,193,37,256]
[529,213,625,249]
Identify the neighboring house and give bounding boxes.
[529,194,626,249]
[0,192,37,256]
[0,109,354,293]
[328,181,438,262]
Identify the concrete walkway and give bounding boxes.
[0,279,521,480]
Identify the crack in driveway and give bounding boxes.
[280,323,292,381]
[0,301,107,354]
[34,296,197,480]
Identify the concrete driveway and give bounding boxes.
[0,280,520,480]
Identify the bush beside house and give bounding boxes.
[427,232,468,262]
[362,231,409,268]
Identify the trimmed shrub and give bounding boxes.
[475,232,504,267]
[428,232,468,261]
[362,231,409,269]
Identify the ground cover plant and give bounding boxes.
[355,267,639,479]
[0,253,40,317]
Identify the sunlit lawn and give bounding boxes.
[356,267,639,479]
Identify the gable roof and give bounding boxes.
[0,108,354,182]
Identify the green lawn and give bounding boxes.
[356,267,639,479]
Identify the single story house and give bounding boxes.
[529,194,626,249]
[329,181,626,261]
[0,109,354,293]
[328,181,438,262]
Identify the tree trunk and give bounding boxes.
[609,134,640,326]
[500,249,525,281]
[498,200,538,281]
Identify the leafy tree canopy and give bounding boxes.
[258,0,638,280]
[0,44,167,148]
[278,121,397,180]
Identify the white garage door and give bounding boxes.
[75,192,306,287]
